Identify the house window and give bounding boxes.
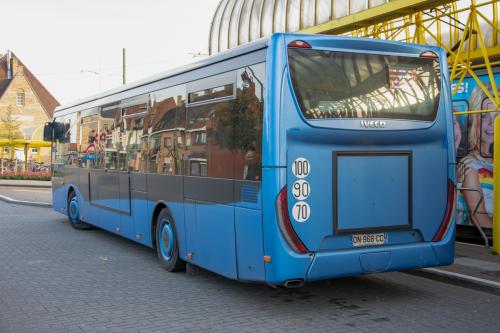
[31,148,38,153]
[16,89,25,107]
[194,132,206,144]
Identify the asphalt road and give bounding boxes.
[0,200,499,333]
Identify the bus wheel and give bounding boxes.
[156,209,185,272]
[67,191,90,230]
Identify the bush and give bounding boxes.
[0,171,51,181]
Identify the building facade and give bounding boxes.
[0,51,59,165]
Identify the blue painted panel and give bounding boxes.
[235,207,265,281]
[307,241,448,281]
[94,205,121,234]
[193,201,237,280]
[184,199,197,260]
[52,184,66,215]
[337,155,409,231]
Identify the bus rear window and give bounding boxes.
[288,49,441,121]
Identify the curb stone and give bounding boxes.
[0,183,51,188]
[0,194,52,208]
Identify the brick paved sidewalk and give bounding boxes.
[1,201,499,333]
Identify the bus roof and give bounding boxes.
[54,37,269,116]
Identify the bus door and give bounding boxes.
[87,104,129,233]
[120,97,149,241]
[281,44,450,257]
[183,74,239,280]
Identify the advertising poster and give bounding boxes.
[452,75,498,230]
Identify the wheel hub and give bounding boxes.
[69,197,80,224]
[159,219,174,261]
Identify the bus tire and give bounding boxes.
[67,191,91,230]
[156,208,185,272]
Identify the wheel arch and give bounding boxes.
[151,201,173,249]
[66,185,77,211]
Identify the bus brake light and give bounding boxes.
[420,51,439,59]
[276,186,309,254]
[288,40,311,49]
[432,180,456,242]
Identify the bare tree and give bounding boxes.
[0,106,23,174]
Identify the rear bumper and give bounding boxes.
[306,231,455,282]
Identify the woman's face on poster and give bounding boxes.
[479,99,498,153]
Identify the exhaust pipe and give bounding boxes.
[283,279,304,288]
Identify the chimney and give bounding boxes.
[12,57,23,75]
[6,50,12,79]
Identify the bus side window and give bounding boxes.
[122,97,148,173]
[149,85,186,175]
[52,113,79,174]
[186,73,236,179]
[99,104,121,170]
[80,110,100,169]
[234,64,264,181]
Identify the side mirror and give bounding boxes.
[43,122,54,141]
[54,122,68,143]
[44,121,69,143]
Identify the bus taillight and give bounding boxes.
[420,51,439,59]
[276,186,309,254]
[288,40,311,49]
[432,180,456,242]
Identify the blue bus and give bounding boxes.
[46,33,456,287]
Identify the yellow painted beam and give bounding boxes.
[459,46,500,66]
[454,109,500,115]
[0,140,51,148]
[300,0,456,35]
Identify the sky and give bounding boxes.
[1,0,221,104]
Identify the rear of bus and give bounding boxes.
[262,34,455,286]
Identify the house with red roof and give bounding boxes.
[0,50,59,165]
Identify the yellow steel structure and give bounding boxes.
[301,0,500,114]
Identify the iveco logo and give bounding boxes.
[360,120,387,128]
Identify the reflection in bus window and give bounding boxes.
[185,64,265,180]
[100,103,121,170]
[234,63,264,181]
[148,85,186,175]
[188,84,233,104]
[52,113,79,176]
[123,100,148,172]
[80,114,100,169]
[288,49,440,121]
[187,72,239,179]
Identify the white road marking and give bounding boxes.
[11,189,50,193]
[423,267,500,289]
[456,241,489,248]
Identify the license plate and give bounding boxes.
[352,233,386,247]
